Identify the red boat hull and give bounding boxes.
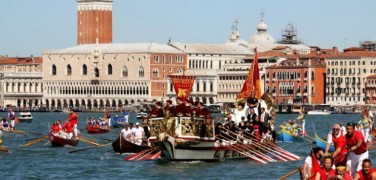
[49,132,79,147]
[86,125,109,134]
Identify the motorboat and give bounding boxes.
[18,112,33,123]
[136,112,148,119]
[307,110,332,115]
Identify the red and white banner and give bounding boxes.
[170,75,196,102]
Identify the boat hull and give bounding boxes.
[86,125,109,134]
[277,130,304,142]
[49,133,79,147]
[112,120,125,128]
[315,133,334,152]
[112,136,150,153]
[18,118,33,123]
[157,136,247,161]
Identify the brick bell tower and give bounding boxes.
[77,0,113,45]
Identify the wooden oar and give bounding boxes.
[22,134,49,147]
[241,130,300,160]
[79,136,101,146]
[218,133,276,162]
[135,148,159,161]
[278,167,302,180]
[217,135,268,164]
[13,129,43,136]
[368,146,376,150]
[0,146,11,154]
[221,128,298,161]
[125,147,157,161]
[220,130,288,162]
[69,143,112,153]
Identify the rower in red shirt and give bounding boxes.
[62,120,74,139]
[346,122,369,177]
[68,108,79,138]
[325,123,348,166]
[51,121,61,135]
[354,159,376,180]
[315,156,336,180]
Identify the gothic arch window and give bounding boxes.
[177,68,183,73]
[82,64,87,75]
[108,64,113,75]
[138,66,144,77]
[67,64,72,75]
[122,66,128,77]
[94,68,99,77]
[52,64,57,75]
[152,68,159,78]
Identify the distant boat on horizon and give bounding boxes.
[307,110,332,115]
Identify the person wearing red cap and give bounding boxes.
[175,97,187,116]
[164,99,175,115]
[150,101,164,118]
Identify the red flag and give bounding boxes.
[237,48,261,99]
[170,75,196,102]
[310,150,321,179]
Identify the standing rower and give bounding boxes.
[7,108,16,131]
[346,122,369,176]
[68,108,79,138]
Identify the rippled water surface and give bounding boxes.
[0,112,375,179]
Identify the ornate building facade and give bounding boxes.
[0,56,43,109]
[42,43,186,110]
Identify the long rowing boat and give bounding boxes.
[276,129,304,142]
[49,132,79,147]
[86,125,109,134]
[315,133,334,152]
[112,135,150,154]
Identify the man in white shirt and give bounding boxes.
[133,122,145,146]
[121,123,133,141]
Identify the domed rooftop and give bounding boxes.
[250,19,275,44]
[257,20,268,31]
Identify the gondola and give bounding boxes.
[112,135,150,154]
[315,133,335,152]
[86,124,109,134]
[49,132,79,147]
[276,129,304,142]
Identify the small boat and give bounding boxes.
[315,133,334,152]
[112,113,128,128]
[276,129,304,142]
[49,132,79,147]
[307,110,332,115]
[18,112,33,123]
[86,125,109,134]
[136,112,148,119]
[112,135,150,154]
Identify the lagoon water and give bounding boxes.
[0,112,375,179]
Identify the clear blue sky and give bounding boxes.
[1,0,375,57]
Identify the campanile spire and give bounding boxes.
[77,0,113,45]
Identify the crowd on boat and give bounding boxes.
[50,108,79,140]
[300,107,375,180]
[87,117,109,130]
[278,111,306,137]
